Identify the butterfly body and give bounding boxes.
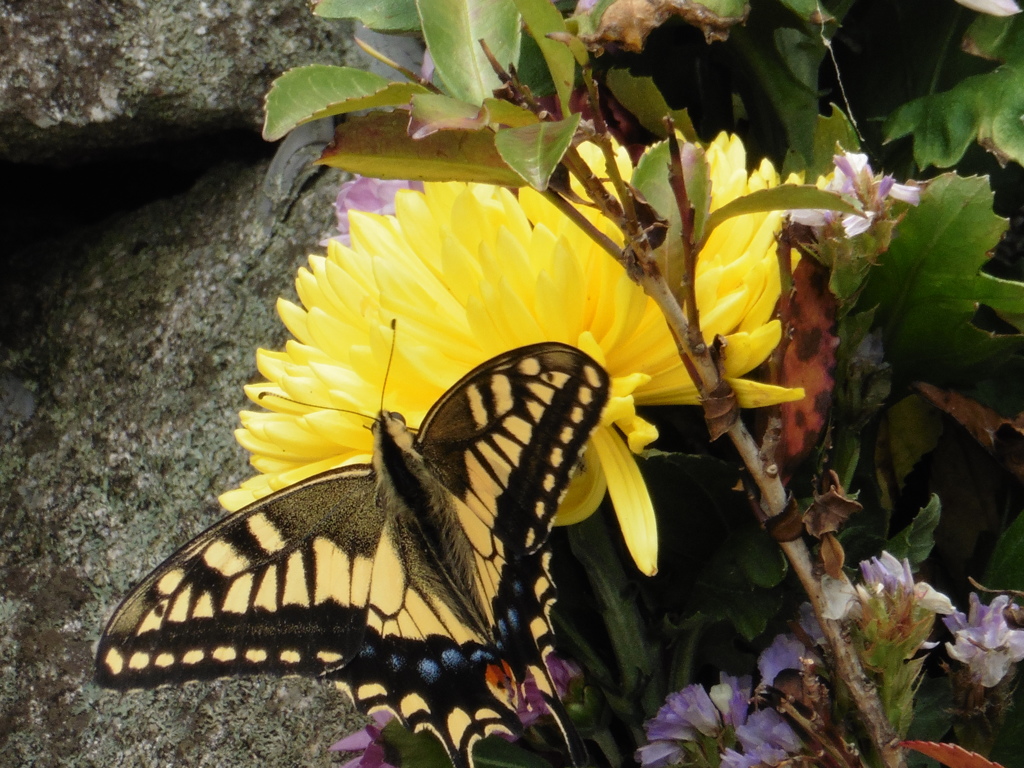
[97,343,608,768]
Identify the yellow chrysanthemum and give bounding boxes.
[221,132,803,576]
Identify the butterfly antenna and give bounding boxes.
[380,318,398,415]
[256,391,374,424]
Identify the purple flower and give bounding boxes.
[757,634,809,688]
[944,594,1024,687]
[517,655,582,727]
[709,673,751,728]
[789,152,920,237]
[797,602,825,644]
[331,712,397,768]
[636,675,752,768]
[645,684,721,742]
[858,552,954,614]
[860,551,914,594]
[329,176,424,246]
[720,709,803,768]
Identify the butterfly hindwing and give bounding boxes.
[96,466,380,687]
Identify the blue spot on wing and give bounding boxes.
[418,657,441,683]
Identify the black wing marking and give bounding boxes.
[97,466,380,688]
[419,343,610,554]
[416,343,607,767]
[97,343,608,768]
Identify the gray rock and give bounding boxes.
[0,158,370,766]
[0,0,357,163]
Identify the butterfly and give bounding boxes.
[96,342,609,768]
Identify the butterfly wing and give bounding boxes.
[96,466,380,688]
[419,342,610,555]
[416,343,610,766]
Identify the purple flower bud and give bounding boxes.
[709,673,751,728]
[944,594,1024,687]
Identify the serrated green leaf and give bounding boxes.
[512,0,575,117]
[703,185,860,237]
[857,174,1023,389]
[263,65,428,141]
[885,63,1024,169]
[984,508,1024,591]
[418,0,522,105]
[316,110,525,186]
[886,495,941,569]
[493,115,580,190]
[314,0,420,31]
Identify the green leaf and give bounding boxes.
[409,93,490,138]
[313,0,420,31]
[984,508,1024,591]
[735,526,787,588]
[380,719,452,768]
[493,115,580,190]
[417,0,522,105]
[474,736,554,768]
[316,110,525,186]
[885,63,1024,169]
[857,173,1023,390]
[906,675,954,761]
[727,0,828,162]
[777,0,833,21]
[877,397,944,506]
[990,675,1024,765]
[263,65,428,141]
[483,98,541,128]
[511,0,575,117]
[604,69,697,140]
[886,495,941,569]
[784,104,860,179]
[703,185,860,238]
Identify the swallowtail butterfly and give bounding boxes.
[97,342,609,768]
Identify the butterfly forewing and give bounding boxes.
[419,344,610,555]
[97,467,380,687]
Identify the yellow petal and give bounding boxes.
[554,447,608,526]
[591,427,658,576]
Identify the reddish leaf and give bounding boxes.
[901,741,1005,768]
[915,382,1024,484]
[777,256,840,481]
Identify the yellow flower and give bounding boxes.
[221,132,802,576]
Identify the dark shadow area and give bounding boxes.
[2,129,275,257]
